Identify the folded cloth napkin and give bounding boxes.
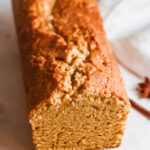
[98,0,150,77]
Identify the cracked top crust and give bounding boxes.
[13,0,129,111]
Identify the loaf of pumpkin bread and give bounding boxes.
[12,0,130,149]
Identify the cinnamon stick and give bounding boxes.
[129,99,150,120]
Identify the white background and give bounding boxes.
[0,0,150,150]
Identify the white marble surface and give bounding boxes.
[0,0,150,150]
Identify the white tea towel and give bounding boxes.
[98,0,150,77]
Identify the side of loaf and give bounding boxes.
[13,0,130,149]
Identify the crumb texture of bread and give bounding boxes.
[13,0,130,149]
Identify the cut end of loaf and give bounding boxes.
[29,94,129,150]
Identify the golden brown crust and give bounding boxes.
[12,0,129,112]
